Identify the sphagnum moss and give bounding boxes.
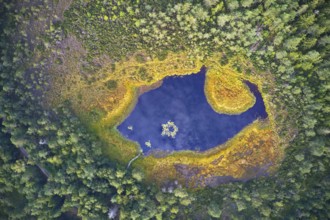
[48,51,282,187]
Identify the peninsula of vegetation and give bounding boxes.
[0,0,329,219]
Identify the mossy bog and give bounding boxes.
[48,51,283,186]
[118,69,267,154]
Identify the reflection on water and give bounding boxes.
[118,69,267,154]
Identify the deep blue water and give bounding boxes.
[117,68,267,154]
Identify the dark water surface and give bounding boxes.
[117,69,267,154]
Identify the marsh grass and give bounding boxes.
[204,67,256,115]
[136,120,282,187]
[48,51,283,187]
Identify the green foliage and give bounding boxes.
[135,54,146,63]
[156,50,168,61]
[132,168,144,182]
[105,80,118,90]
[207,201,222,218]
[0,0,329,219]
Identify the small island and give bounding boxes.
[161,121,179,138]
[1,0,327,219]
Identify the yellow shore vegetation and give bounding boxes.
[48,49,284,187]
[137,120,282,187]
[205,67,256,114]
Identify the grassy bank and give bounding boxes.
[48,51,283,187]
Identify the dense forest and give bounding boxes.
[0,0,329,219]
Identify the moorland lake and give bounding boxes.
[118,69,267,154]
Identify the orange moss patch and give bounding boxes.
[136,120,282,188]
[47,49,283,187]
